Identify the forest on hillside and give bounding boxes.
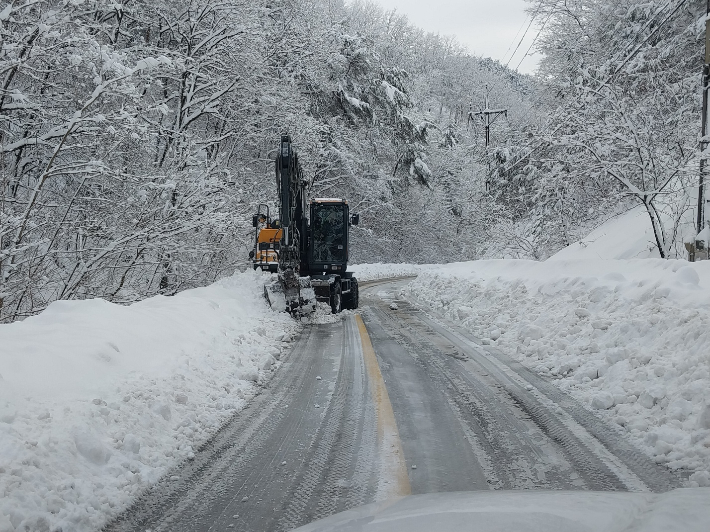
[0,0,705,321]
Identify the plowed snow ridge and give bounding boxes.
[0,270,299,532]
[396,258,710,486]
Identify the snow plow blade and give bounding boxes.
[264,274,316,317]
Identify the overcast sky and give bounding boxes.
[365,0,543,74]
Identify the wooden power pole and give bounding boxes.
[470,91,507,147]
[698,0,710,232]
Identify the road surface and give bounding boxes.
[104,278,679,532]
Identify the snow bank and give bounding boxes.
[349,263,425,282]
[404,259,710,485]
[549,205,696,261]
[550,208,661,260]
[0,271,299,532]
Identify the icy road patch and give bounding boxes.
[0,270,298,532]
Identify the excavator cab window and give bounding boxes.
[311,204,346,264]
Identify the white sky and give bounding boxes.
[366,0,543,74]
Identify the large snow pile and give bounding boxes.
[350,263,425,282]
[404,258,710,486]
[549,205,696,261]
[550,208,661,261]
[0,271,299,532]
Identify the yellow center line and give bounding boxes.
[355,314,412,497]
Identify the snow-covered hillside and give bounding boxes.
[549,206,698,262]
[0,271,298,532]
[549,208,663,261]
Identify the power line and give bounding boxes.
[502,13,533,65]
[605,1,675,73]
[503,0,690,174]
[609,0,688,79]
[514,13,551,72]
[505,10,539,68]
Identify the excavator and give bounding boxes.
[250,135,360,315]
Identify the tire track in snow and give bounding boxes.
[105,317,383,532]
[364,281,679,493]
[368,302,579,490]
[417,308,682,493]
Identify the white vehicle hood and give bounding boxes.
[293,489,710,532]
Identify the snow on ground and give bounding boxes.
[2,207,708,532]
[0,270,299,532]
[307,302,355,324]
[405,260,710,484]
[550,208,662,260]
[549,204,697,261]
[350,263,424,282]
[400,209,710,486]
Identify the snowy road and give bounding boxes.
[362,280,679,493]
[105,278,680,532]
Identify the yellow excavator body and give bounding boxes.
[253,227,282,272]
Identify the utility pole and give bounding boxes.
[698,0,710,233]
[470,90,507,147]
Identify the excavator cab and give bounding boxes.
[308,200,351,271]
[307,199,360,312]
